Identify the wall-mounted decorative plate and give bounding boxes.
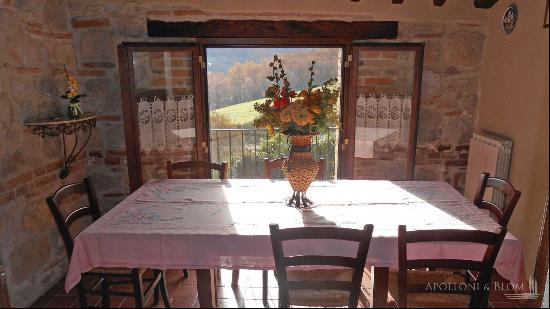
[502,4,518,35]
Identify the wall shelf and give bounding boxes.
[26,113,97,179]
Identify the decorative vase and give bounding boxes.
[67,103,82,119]
[282,134,319,208]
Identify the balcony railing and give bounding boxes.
[209,127,339,180]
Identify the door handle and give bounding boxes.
[201,141,209,154]
[341,138,349,151]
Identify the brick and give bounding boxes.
[16,67,42,74]
[104,157,120,165]
[171,69,193,78]
[445,159,468,167]
[72,18,110,28]
[365,77,394,85]
[44,160,63,173]
[7,171,33,189]
[27,28,72,39]
[15,184,29,197]
[33,173,57,188]
[107,150,126,156]
[77,69,106,76]
[33,167,47,177]
[89,151,103,158]
[0,191,15,205]
[82,62,116,68]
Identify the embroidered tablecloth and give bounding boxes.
[65,179,524,292]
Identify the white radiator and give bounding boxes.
[464,132,513,203]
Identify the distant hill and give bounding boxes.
[206,48,313,72]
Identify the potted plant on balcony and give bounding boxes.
[253,55,340,208]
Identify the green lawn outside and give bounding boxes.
[210,98,263,127]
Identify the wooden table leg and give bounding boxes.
[372,266,389,308]
[197,269,217,308]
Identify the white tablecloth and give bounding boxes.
[65,179,524,292]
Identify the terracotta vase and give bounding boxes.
[282,134,319,208]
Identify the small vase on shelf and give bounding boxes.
[67,103,82,119]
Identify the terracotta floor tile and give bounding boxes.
[171,297,197,308]
[44,296,77,308]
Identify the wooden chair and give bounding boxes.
[231,157,326,301]
[270,224,374,308]
[263,157,325,180]
[46,178,170,308]
[166,160,227,280]
[166,160,227,180]
[473,172,521,227]
[390,225,507,308]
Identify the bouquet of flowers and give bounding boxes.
[253,55,340,136]
[60,66,86,117]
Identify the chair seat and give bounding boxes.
[87,267,147,276]
[286,269,352,307]
[388,269,471,308]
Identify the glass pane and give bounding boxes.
[132,50,196,182]
[206,47,342,179]
[353,49,416,180]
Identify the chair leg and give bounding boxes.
[131,269,146,308]
[160,270,171,308]
[182,269,189,279]
[262,270,268,302]
[231,269,240,287]
[101,277,111,308]
[77,282,88,308]
[153,275,160,306]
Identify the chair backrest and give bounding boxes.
[473,172,521,227]
[166,160,227,180]
[263,157,325,180]
[269,224,374,308]
[397,225,507,308]
[46,177,100,259]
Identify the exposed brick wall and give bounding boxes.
[0,0,90,307]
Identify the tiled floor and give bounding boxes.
[31,269,525,308]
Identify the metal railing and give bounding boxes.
[209,127,339,179]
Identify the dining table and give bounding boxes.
[64,179,525,308]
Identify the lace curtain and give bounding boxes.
[355,93,411,158]
[137,96,195,153]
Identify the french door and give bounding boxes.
[118,43,207,191]
[345,43,424,180]
[118,41,423,189]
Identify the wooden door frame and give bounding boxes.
[346,42,424,180]
[197,38,354,179]
[117,42,205,191]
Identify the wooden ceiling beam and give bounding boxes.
[147,19,398,40]
[474,0,499,9]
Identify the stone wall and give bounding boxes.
[65,1,484,205]
[0,1,486,306]
[0,0,87,307]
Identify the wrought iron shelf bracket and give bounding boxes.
[26,114,97,179]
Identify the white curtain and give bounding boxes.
[355,93,412,158]
[137,95,195,153]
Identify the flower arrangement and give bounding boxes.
[60,66,86,118]
[253,55,340,136]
